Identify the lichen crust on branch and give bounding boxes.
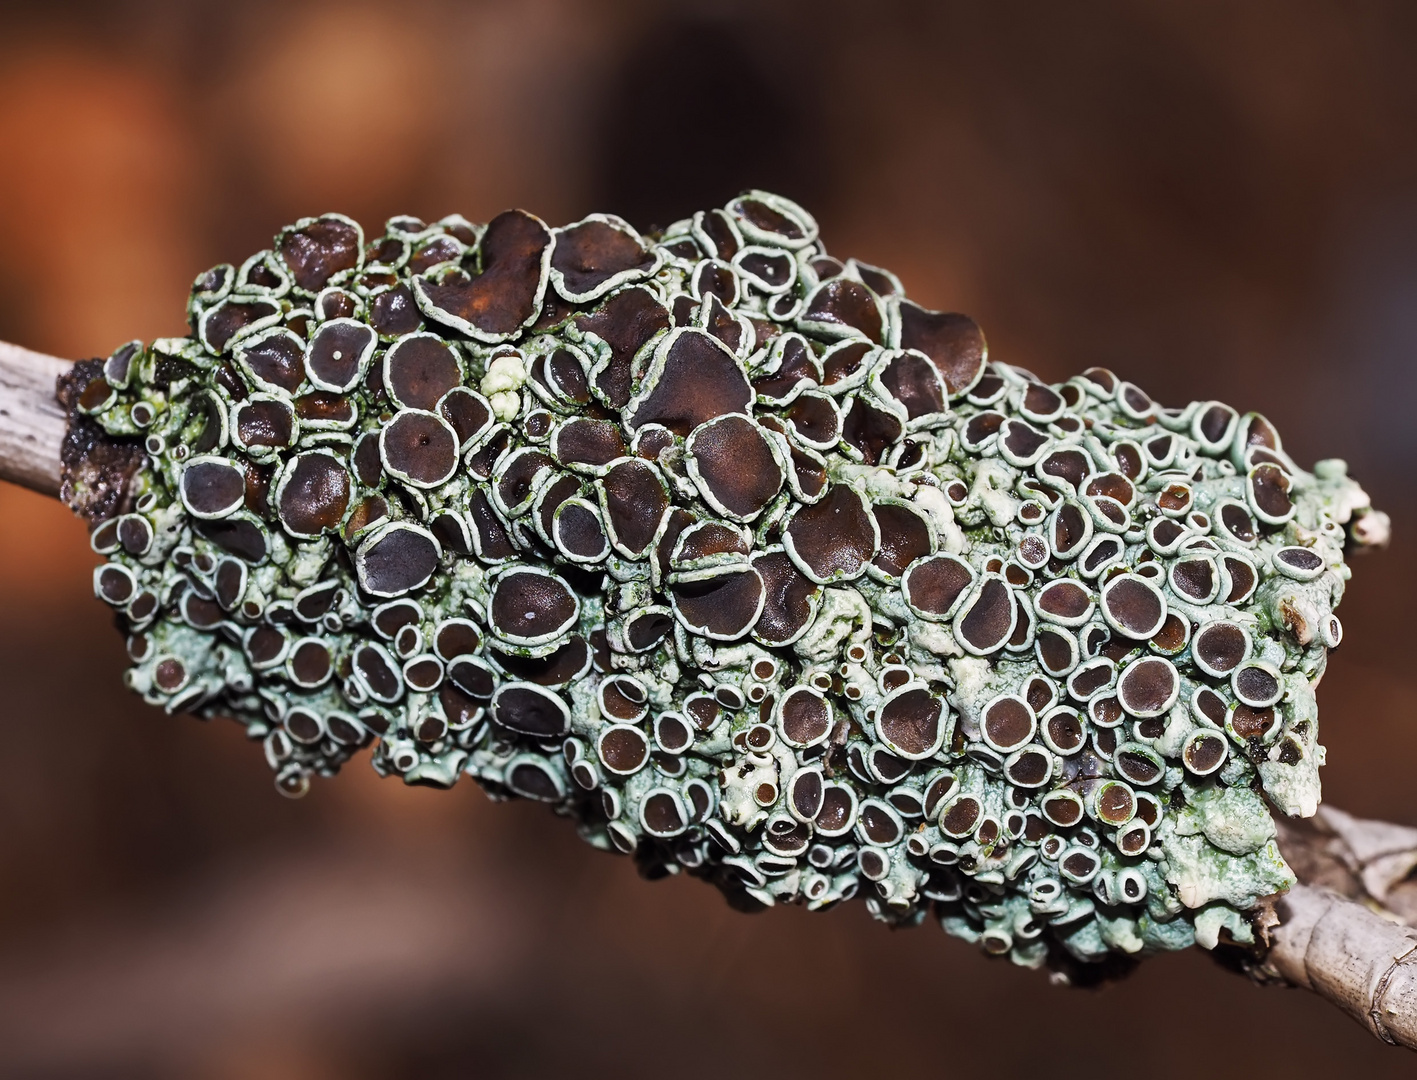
[67,192,1385,975]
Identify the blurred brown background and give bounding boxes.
[2,1,1416,1075]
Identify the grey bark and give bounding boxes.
[0,339,70,496]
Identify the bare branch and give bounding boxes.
[0,339,70,496]
[1266,885,1417,1047]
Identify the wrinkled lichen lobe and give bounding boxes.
[75,192,1383,973]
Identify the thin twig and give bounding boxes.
[0,336,1414,1048]
[0,339,71,496]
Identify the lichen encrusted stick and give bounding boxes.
[65,192,1385,975]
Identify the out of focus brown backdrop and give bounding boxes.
[2,2,1416,1076]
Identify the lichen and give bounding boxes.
[71,192,1384,975]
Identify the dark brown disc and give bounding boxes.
[789,769,823,819]
[239,331,305,392]
[941,796,983,837]
[551,216,656,300]
[355,643,403,701]
[438,387,492,447]
[982,696,1034,751]
[194,518,268,562]
[599,724,649,773]
[1222,555,1257,603]
[381,410,458,487]
[150,657,186,693]
[467,488,517,562]
[277,453,351,536]
[784,485,877,583]
[752,336,818,402]
[895,300,985,397]
[203,299,279,353]
[1117,657,1179,717]
[1183,731,1227,774]
[786,442,828,500]
[370,284,422,337]
[235,398,295,450]
[1170,557,1216,602]
[447,656,496,699]
[507,760,562,802]
[751,551,820,645]
[547,348,591,405]
[779,687,831,746]
[1040,449,1091,493]
[599,459,669,557]
[687,415,783,519]
[1036,628,1078,676]
[902,554,973,618]
[840,396,903,465]
[1051,502,1090,559]
[1044,708,1085,752]
[871,503,932,578]
[1250,463,1294,521]
[384,334,461,410]
[279,214,361,292]
[671,568,764,640]
[781,392,841,447]
[1101,575,1167,639]
[1150,612,1189,654]
[181,459,246,518]
[1232,663,1281,707]
[1005,749,1051,787]
[1093,782,1135,826]
[856,802,900,847]
[416,209,552,339]
[729,195,808,243]
[655,713,693,753]
[1219,502,1257,543]
[574,287,671,408]
[289,639,332,687]
[878,350,945,419]
[626,329,752,435]
[1230,703,1278,740]
[307,319,374,390]
[293,392,355,427]
[642,791,687,836]
[492,682,570,738]
[877,687,944,757]
[815,786,856,834]
[626,609,673,652]
[246,626,286,667]
[738,248,794,291]
[434,620,482,660]
[1041,792,1082,827]
[495,448,556,515]
[489,571,578,643]
[1034,580,1092,623]
[800,278,883,342]
[1000,418,1048,461]
[554,500,609,562]
[1193,622,1248,675]
[490,636,591,688]
[955,577,1015,654]
[356,523,440,597]
[553,418,626,468]
[1115,746,1163,786]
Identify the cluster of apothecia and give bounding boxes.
[73,191,1385,971]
